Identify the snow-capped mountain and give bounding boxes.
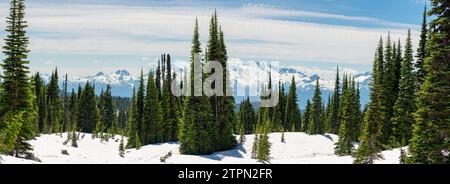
[43,62,372,108]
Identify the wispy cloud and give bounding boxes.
[0,2,420,76]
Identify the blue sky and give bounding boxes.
[0,0,430,77]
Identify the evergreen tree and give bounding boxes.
[302,100,312,132]
[161,54,179,142]
[46,69,62,133]
[62,74,68,132]
[284,76,301,132]
[308,79,324,135]
[257,111,271,163]
[330,66,341,134]
[126,88,138,148]
[205,12,236,151]
[409,0,450,164]
[142,71,163,144]
[179,18,216,155]
[415,5,428,88]
[391,30,416,147]
[67,89,77,132]
[76,82,99,133]
[98,85,115,133]
[136,70,145,139]
[119,136,125,157]
[335,75,355,156]
[237,97,256,134]
[33,72,46,133]
[380,33,400,146]
[354,39,385,164]
[0,0,36,158]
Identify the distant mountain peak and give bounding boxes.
[114,69,130,76]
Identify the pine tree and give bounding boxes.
[206,12,236,151]
[62,74,68,132]
[33,72,46,133]
[284,76,301,132]
[46,69,62,133]
[335,75,355,156]
[415,5,428,88]
[0,0,36,158]
[380,33,400,146]
[119,136,125,157]
[98,85,115,133]
[353,39,384,164]
[161,54,179,142]
[76,82,99,133]
[391,30,416,147]
[257,113,271,163]
[142,71,163,144]
[126,88,138,148]
[136,70,145,139]
[408,0,450,164]
[302,100,312,132]
[308,79,324,135]
[237,97,256,134]
[179,18,216,155]
[330,66,341,134]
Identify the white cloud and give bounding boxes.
[0,2,420,68]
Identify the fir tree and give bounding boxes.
[98,84,115,133]
[380,33,400,146]
[205,12,236,151]
[415,5,428,88]
[409,0,450,164]
[142,71,163,144]
[257,114,271,163]
[284,76,301,132]
[335,75,355,156]
[302,100,312,132]
[126,88,138,148]
[308,79,324,135]
[119,136,125,157]
[354,39,385,164]
[391,30,416,147]
[76,82,99,133]
[330,66,341,134]
[179,18,216,155]
[0,0,36,158]
[33,72,46,133]
[46,69,62,133]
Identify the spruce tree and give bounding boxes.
[391,30,416,147]
[76,82,99,133]
[308,79,324,135]
[46,69,62,133]
[415,5,428,88]
[179,18,216,155]
[142,71,163,144]
[98,85,115,133]
[161,54,179,142]
[126,88,138,148]
[330,66,340,134]
[119,136,125,158]
[206,12,236,151]
[257,111,271,163]
[380,33,399,146]
[237,97,256,134]
[0,0,36,158]
[335,75,355,156]
[136,70,145,139]
[302,100,312,132]
[33,72,46,133]
[409,0,450,164]
[284,76,301,132]
[353,39,384,164]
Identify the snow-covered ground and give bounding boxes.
[0,132,401,164]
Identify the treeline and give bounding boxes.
[236,2,449,164]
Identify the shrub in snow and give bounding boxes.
[61,150,69,155]
[160,151,173,163]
